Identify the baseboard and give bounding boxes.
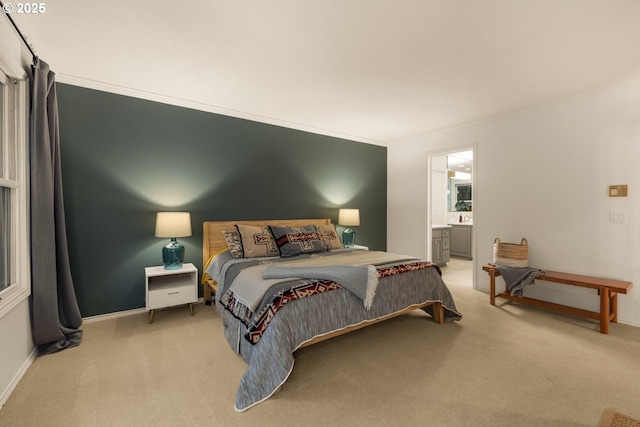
[82,308,147,324]
[82,298,205,324]
[619,319,640,328]
[0,347,37,408]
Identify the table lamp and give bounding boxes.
[338,208,360,247]
[155,212,192,269]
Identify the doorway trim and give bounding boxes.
[426,144,478,289]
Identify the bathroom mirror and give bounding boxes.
[449,180,472,211]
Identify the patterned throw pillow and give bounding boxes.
[316,223,343,250]
[222,230,244,258]
[235,224,279,258]
[269,225,328,258]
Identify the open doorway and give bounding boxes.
[427,146,476,288]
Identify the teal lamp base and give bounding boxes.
[162,238,185,270]
[342,227,356,247]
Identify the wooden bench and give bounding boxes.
[482,264,632,334]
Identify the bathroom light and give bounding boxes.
[453,171,472,180]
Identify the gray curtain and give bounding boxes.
[30,58,83,355]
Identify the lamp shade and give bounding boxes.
[338,209,360,226]
[155,212,192,238]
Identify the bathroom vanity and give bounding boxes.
[431,225,451,266]
[450,224,472,259]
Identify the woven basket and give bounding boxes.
[493,237,528,267]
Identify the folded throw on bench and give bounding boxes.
[494,264,546,297]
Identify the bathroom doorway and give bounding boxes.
[427,146,476,288]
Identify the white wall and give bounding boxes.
[0,298,36,407]
[388,71,640,326]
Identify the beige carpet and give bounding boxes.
[1,259,639,427]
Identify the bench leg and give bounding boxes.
[611,292,618,323]
[599,287,610,334]
[489,269,496,305]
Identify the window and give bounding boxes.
[0,78,6,292]
[0,67,29,318]
[1,187,11,292]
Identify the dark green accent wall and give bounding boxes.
[56,84,387,317]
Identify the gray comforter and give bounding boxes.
[207,249,462,412]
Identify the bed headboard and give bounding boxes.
[202,218,332,266]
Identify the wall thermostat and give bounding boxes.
[609,185,628,197]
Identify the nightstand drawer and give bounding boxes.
[145,263,198,323]
[148,286,196,309]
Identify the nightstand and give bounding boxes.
[145,263,198,324]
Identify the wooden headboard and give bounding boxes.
[202,218,332,267]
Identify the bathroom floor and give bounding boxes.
[441,257,473,287]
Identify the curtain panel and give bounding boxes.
[30,58,83,355]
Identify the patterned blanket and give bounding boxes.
[208,249,461,412]
[264,264,379,308]
[221,258,439,345]
[227,250,417,311]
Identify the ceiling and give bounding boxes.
[447,150,473,177]
[12,0,640,145]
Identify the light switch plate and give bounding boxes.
[610,212,627,224]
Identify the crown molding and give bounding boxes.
[55,73,387,147]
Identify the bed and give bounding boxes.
[202,219,462,411]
